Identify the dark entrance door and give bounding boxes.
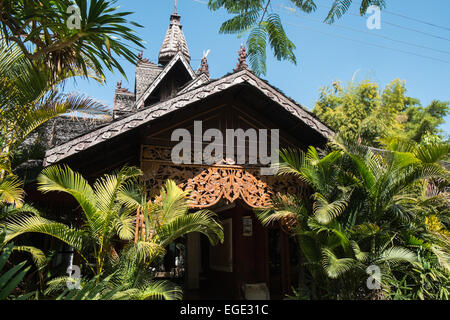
[200,202,269,299]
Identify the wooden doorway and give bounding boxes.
[185,201,298,300]
[197,202,269,299]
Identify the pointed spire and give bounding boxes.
[158,1,191,66]
[234,42,249,72]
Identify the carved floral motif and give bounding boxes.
[141,145,307,209]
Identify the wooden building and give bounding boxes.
[34,6,334,299]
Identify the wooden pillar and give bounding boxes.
[186,232,201,290]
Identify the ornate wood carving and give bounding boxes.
[141,145,307,209]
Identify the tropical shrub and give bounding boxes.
[257,138,449,299]
[3,165,223,299]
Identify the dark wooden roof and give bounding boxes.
[43,68,334,166]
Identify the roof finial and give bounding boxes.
[174,0,178,14]
[234,42,249,72]
[198,49,210,77]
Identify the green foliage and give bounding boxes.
[0,0,144,80]
[0,163,47,273]
[0,230,34,300]
[209,0,386,75]
[4,165,223,300]
[313,79,449,147]
[120,179,224,251]
[0,38,109,174]
[385,248,450,300]
[209,0,296,75]
[325,0,386,24]
[45,254,183,300]
[257,139,450,299]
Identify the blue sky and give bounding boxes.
[66,0,450,136]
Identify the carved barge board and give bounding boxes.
[140,145,308,209]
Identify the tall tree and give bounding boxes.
[0,39,108,175]
[209,0,386,75]
[313,79,449,147]
[0,0,144,80]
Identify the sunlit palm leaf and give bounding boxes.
[4,214,85,251]
[135,280,182,300]
[321,247,355,279]
[12,246,46,268]
[38,165,102,234]
[0,176,24,207]
[157,210,224,247]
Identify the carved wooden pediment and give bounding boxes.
[141,145,307,209]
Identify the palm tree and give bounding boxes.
[4,165,141,276]
[44,247,183,300]
[45,273,180,300]
[0,39,108,175]
[3,165,223,278]
[0,36,109,271]
[0,0,144,80]
[256,139,448,298]
[118,179,224,261]
[208,0,386,75]
[257,146,356,298]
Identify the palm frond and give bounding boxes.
[0,243,31,300]
[0,176,24,207]
[93,166,142,215]
[133,241,166,263]
[312,191,350,224]
[0,204,40,222]
[321,247,355,279]
[113,208,136,241]
[376,247,417,265]
[4,214,85,252]
[157,210,224,247]
[37,165,101,232]
[12,246,46,268]
[350,241,369,262]
[134,280,182,300]
[154,180,191,224]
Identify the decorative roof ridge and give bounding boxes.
[115,81,133,95]
[137,51,159,67]
[44,69,334,166]
[136,52,196,108]
[234,43,249,72]
[178,73,211,95]
[197,55,210,77]
[249,75,335,133]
